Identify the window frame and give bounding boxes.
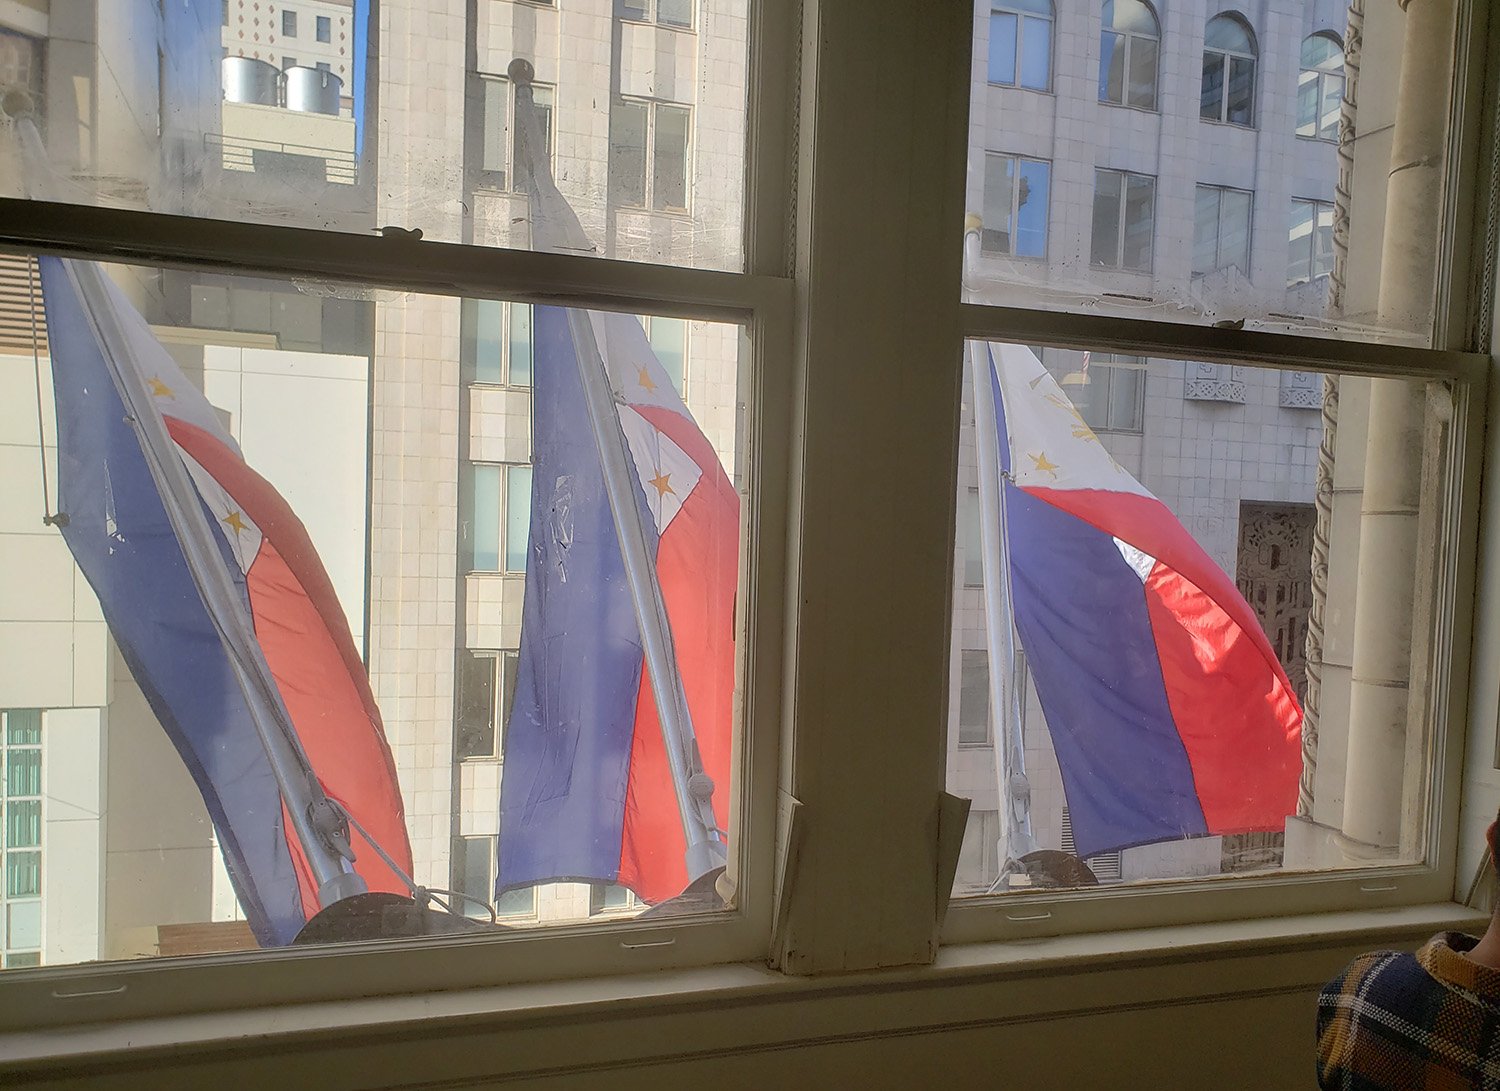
[1297,33,1345,142]
[468,74,556,194]
[610,97,695,215]
[616,0,694,31]
[1199,13,1258,128]
[454,649,520,762]
[462,298,536,388]
[1192,183,1254,279]
[1287,196,1335,287]
[987,0,1054,92]
[1090,167,1156,273]
[1098,0,1161,112]
[979,151,1051,260]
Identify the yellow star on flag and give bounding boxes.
[647,470,674,497]
[1028,451,1059,477]
[222,511,250,535]
[149,377,174,398]
[637,366,658,393]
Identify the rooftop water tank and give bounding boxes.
[283,66,343,116]
[222,56,280,107]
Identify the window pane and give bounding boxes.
[6,853,39,899]
[473,299,503,384]
[504,465,533,573]
[988,12,1018,85]
[496,885,536,918]
[1320,74,1344,141]
[958,650,991,747]
[512,85,554,194]
[1226,56,1255,126]
[8,5,749,272]
[1288,199,1315,285]
[7,901,40,947]
[1221,189,1252,274]
[1313,202,1336,280]
[500,651,520,752]
[982,154,1016,254]
[648,318,687,395]
[961,489,984,588]
[653,105,691,211]
[1122,174,1155,271]
[956,811,1000,894]
[1099,30,1126,104]
[1192,186,1220,274]
[1296,70,1320,137]
[456,654,497,760]
[5,711,40,746]
[469,464,502,572]
[1103,0,1158,35]
[1127,36,1158,110]
[952,341,1449,896]
[1015,160,1050,258]
[6,801,41,848]
[1090,170,1123,267]
[6,751,39,798]
[1200,51,1225,121]
[508,303,534,386]
[610,101,649,208]
[1204,15,1252,53]
[1018,16,1051,90]
[453,836,493,918]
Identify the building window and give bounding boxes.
[1200,14,1257,126]
[464,463,532,573]
[315,15,331,43]
[958,650,991,748]
[1098,0,1159,110]
[1298,33,1345,141]
[988,0,1053,91]
[464,299,535,387]
[617,0,692,29]
[452,836,535,920]
[1090,169,1155,272]
[1192,184,1253,278]
[980,153,1050,259]
[1053,352,1145,433]
[456,650,520,760]
[1287,198,1335,286]
[640,316,687,395]
[281,10,297,37]
[960,487,984,588]
[282,56,296,71]
[2,710,42,969]
[956,810,1001,893]
[590,884,644,915]
[470,75,555,193]
[610,100,691,213]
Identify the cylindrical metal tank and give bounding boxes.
[221,56,280,107]
[283,66,343,116]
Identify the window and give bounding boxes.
[957,650,990,748]
[281,10,296,37]
[1298,34,1345,141]
[2,711,42,969]
[464,463,532,573]
[1098,0,1159,110]
[465,299,535,386]
[956,811,1000,893]
[315,61,330,74]
[640,316,687,395]
[316,15,331,43]
[455,651,519,760]
[1090,169,1155,271]
[988,0,1053,90]
[1052,352,1145,433]
[610,100,691,213]
[1200,14,1256,126]
[1193,185,1253,277]
[470,76,554,192]
[617,0,692,29]
[452,837,535,920]
[590,884,643,915]
[1287,198,1335,286]
[282,56,296,71]
[980,153,1050,259]
[960,488,983,587]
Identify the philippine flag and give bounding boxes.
[41,256,412,946]
[984,342,1301,860]
[497,307,738,906]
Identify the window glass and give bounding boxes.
[982,154,1016,254]
[1016,160,1051,258]
[1122,173,1156,271]
[961,489,984,587]
[989,2,1052,90]
[1288,198,1335,286]
[1019,16,1051,90]
[610,101,650,208]
[1194,185,1252,277]
[5,3,750,273]
[512,86,555,194]
[950,341,1449,897]
[964,6,1454,342]
[653,105,691,211]
[958,650,991,748]
[0,261,747,967]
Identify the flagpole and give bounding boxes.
[509,61,726,880]
[10,112,365,908]
[962,228,1034,887]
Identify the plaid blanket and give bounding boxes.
[1317,932,1500,1089]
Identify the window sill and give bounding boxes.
[1199,117,1257,131]
[1,902,1483,1077]
[1097,99,1160,115]
[985,81,1054,95]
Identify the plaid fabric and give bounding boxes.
[1317,932,1500,1089]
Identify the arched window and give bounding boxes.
[988,0,1054,91]
[1201,14,1257,126]
[1099,0,1160,111]
[1297,33,1344,140]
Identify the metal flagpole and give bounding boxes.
[509,61,726,880]
[11,111,364,907]
[962,228,1035,888]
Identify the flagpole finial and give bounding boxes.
[507,58,535,87]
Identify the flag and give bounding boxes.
[40,256,412,946]
[984,342,1300,860]
[497,307,738,905]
